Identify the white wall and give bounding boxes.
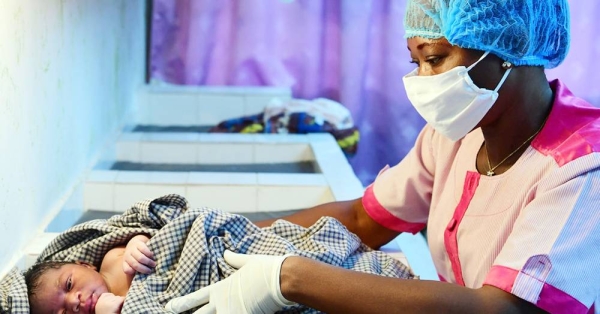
[0,0,146,277]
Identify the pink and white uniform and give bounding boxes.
[363,80,600,313]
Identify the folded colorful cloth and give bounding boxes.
[210,98,360,156]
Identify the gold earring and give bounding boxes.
[502,61,513,69]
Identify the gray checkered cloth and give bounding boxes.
[2,194,413,313]
[0,268,29,314]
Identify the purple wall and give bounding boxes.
[150,0,600,184]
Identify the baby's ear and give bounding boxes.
[75,261,98,271]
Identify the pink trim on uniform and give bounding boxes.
[484,266,589,314]
[483,265,518,292]
[532,80,600,166]
[538,282,589,314]
[438,274,447,282]
[362,185,426,234]
[443,172,480,286]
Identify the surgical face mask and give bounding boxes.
[402,51,512,141]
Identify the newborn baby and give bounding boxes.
[24,234,155,314]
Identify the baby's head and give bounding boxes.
[24,261,109,314]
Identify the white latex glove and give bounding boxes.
[165,250,294,314]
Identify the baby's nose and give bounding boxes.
[67,292,81,312]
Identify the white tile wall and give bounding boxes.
[116,140,141,162]
[197,143,255,164]
[134,89,150,124]
[115,170,152,183]
[257,173,327,186]
[84,182,114,211]
[257,186,334,211]
[136,86,292,126]
[85,174,336,212]
[144,132,200,142]
[116,134,316,165]
[186,186,258,212]
[147,172,189,184]
[252,134,309,144]
[197,133,254,143]
[24,233,60,269]
[254,144,314,163]
[197,95,245,125]
[140,142,198,164]
[118,132,145,142]
[90,131,361,213]
[188,172,257,185]
[309,133,364,201]
[147,94,198,125]
[87,170,118,182]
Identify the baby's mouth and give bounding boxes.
[86,293,98,313]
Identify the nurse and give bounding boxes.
[167,0,600,313]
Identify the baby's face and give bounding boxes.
[30,263,109,314]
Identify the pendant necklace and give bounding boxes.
[484,123,545,176]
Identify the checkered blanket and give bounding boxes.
[1,194,413,313]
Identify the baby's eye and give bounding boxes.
[66,277,72,291]
[409,60,420,67]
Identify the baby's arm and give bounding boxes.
[100,235,156,296]
[122,234,156,275]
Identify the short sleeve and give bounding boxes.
[362,125,436,234]
[483,165,600,314]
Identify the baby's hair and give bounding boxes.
[24,261,75,299]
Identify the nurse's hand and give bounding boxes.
[165,250,294,314]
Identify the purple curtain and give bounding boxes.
[150,0,600,185]
[546,1,600,106]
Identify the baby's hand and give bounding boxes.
[123,234,156,275]
[95,293,124,314]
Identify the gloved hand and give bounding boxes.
[165,250,295,314]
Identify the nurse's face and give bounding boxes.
[407,37,503,91]
[30,263,109,314]
[407,37,477,75]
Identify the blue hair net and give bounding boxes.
[404,0,570,68]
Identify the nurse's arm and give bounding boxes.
[281,256,546,314]
[254,198,400,249]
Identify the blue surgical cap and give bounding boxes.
[404,0,570,68]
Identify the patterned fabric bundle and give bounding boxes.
[210,98,360,156]
[1,194,412,313]
[0,269,28,314]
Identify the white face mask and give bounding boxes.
[402,51,512,141]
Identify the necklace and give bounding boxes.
[484,123,545,176]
